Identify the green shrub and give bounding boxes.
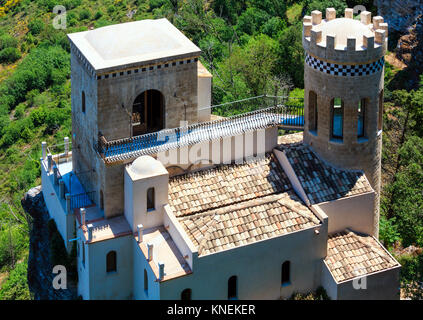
[94,10,103,19]
[0,45,69,111]
[79,8,91,20]
[0,261,31,300]
[0,47,21,63]
[28,18,44,35]
[14,103,26,119]
[0,34,18,50]
[379,216,401,248]
[289,286,330,300]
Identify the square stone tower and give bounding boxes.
[302,8,388,236]
[67,18,203,217]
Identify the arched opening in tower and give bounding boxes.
[132,89,165,136]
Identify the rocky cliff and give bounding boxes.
[376,0,423,33]
[22,186,76,300]
[376,0,423,88]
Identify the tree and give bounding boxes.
[277,23,304,88]
[306,0,347,15]
[386,136,423,247]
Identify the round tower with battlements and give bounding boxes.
[302,8,388,237]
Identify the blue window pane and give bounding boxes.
[358,116,364,136]
[333,114,343,137]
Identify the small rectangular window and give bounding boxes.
[332,98,343,140]
[358,99,366,138]
[147,188,155,212]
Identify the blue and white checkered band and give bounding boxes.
[305,54,385,76]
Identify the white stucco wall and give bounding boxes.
[317,192,376,235]
[163,205,197,270]
[159,221,328,300]
[41,159,75,252]
[321,262,338,300]
[76,225,90,299]
[197,74,211,122]
[124,168,169,231]
[133,240,160,300]
[83,234,134,300]
[336,266,401,300]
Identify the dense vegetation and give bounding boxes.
[0,0,421,299]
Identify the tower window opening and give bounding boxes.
[228,276,238,300]
[82,91,86,113]
[309,91,318,133]
[106,251,117,273]
[378,90,384,131]
[181,288,192,300]
[100,189,104,210]
[147,187,155,212]
[358,99,366,138]
[281,261,291,286]
[331,98,344,140]
[144,269,148,295]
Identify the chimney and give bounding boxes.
[158,262,165,280]
[64,137,69,156]
[59,179,65,199]
[147,243,153,261]
[41,142,47,160]
[65,193,71,214]
[137,224,143,243]
[47,153,53,172]
[87,223,94,242]
[80,208,86,226]
[53,165,58,185]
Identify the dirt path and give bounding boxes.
[386,52,408,70]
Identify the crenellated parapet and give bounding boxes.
[302,8,388,65]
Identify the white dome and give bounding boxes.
[130,156,164,177]
[315,18,374,47]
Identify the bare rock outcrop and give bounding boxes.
[22,186,76,300]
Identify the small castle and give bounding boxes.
[40,9,400,300]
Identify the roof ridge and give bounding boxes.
[347,230,393,264]
[279,196,320,225]
[198,216,218,255]
[178,192,290,220]
[169,153,272,182]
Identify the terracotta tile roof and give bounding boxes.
[179,192,321,256]
[281,145,373,204]
[277,132,304,147]
[325,230,400,283]
[168,153,291,217]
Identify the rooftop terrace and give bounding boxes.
[97,98,305,164]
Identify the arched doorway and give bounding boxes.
[132,90,164,136]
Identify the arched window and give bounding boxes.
[331,98,344,139]
[228,276,237,300]
[144,269,148,295]
[308,91,318,133]
[281,261,290,285]
[132,90,165,136]
[100,190,104,210]
[378,90,384,131]
[358,99,366,138]
[147,187,155,211]
[82,91,86,113]
[106,251,117,273]
[181,288,192,300]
